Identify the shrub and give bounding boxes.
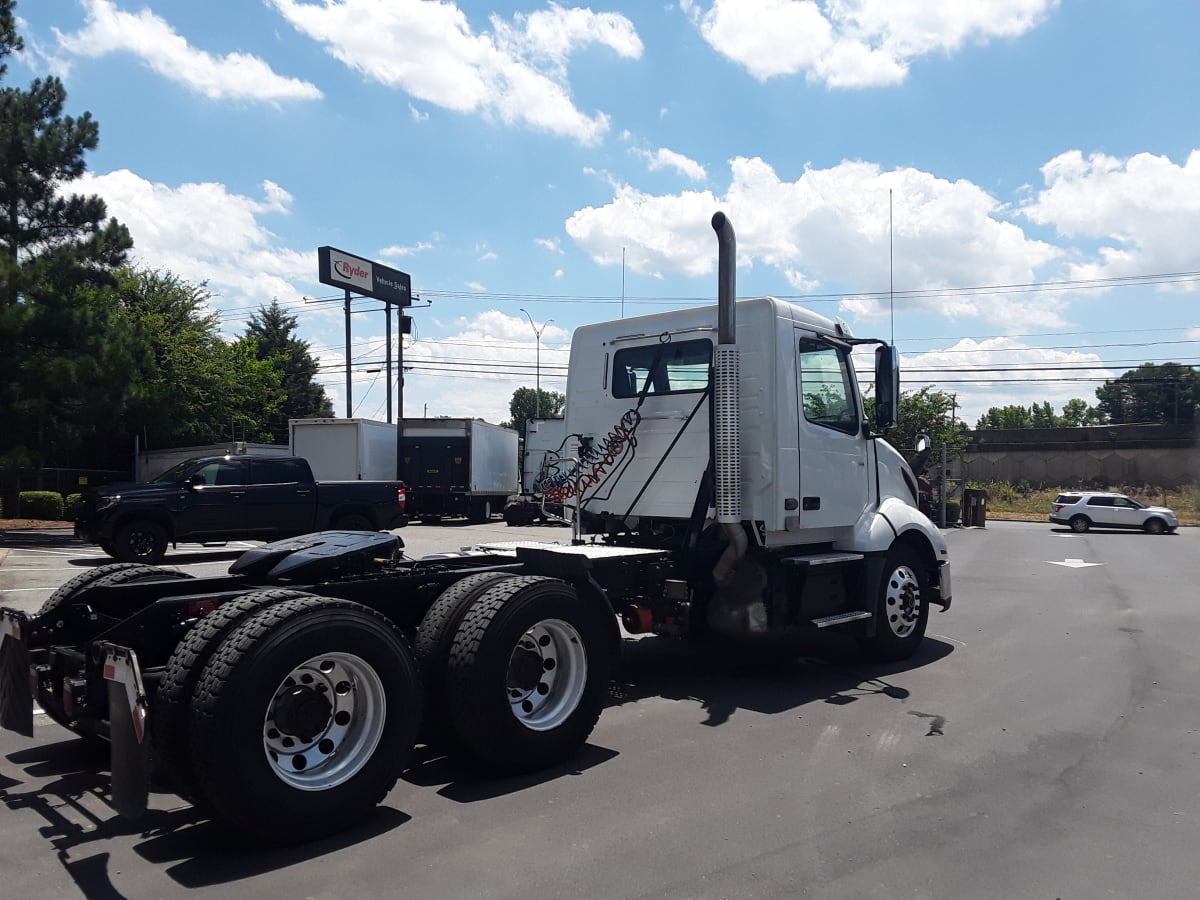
[19,491,64,520]
[63,493,83,521]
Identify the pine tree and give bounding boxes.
[0,0,133,468]
[240,299,333,439]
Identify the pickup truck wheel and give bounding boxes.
[98,541,116,557]
[155,588,315,803]
[332,513,374,531]
[445,576,612,774]
[189,595,422,845]
[114,520,169,564]
[860,545,930,663]
[413,572,518,746]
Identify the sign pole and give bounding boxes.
[344,288,353,418]
[385,303,393,424]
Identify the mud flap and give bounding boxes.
[101,642,151,818]
[0,609,33,737]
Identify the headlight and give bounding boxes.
[95,495,122,511]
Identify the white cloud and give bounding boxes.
[632,147,708,181]
[565,156,1062,327]
[535,237,566,254]
[1022,149,1200,289]
[901,338,1115,425]
[554,268,564,278]
[409,103,430,122]
[380,241,434,258]
[466,281,487,291]
[269,0,642,144]
[682,0,1056,87]
[55,0,321,102]
[478,251,499,262]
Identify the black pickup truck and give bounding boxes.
[75,455,407,563]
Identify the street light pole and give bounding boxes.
[520,308,553,421]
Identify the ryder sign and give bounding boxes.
[318,246,412,306]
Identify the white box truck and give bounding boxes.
[289,418,397,481]
[399,418,518,522]
[503,417,576,525]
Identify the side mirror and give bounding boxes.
[910,434,932,476]
[874,344,899,432]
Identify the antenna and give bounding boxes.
[621,246,626,319]
[889,188,894,345]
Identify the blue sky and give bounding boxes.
[13,0,1200,427]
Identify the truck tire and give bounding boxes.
[332,512,374,531]
[114,519,169,564]
[468,499,492,524]
[188,595,423,844]
[32,564,191,739]
[445,576,613,774]
[155,589,314,802]
[860,544,930,662]
[36,563,191,619]
[413,572,518,745]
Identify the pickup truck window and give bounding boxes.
[798,339,859,435]
[251,458,309,484]
[612,339,712,399]
[193,459,248,486]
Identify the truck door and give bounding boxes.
[794,336,871,529]
[403,439,468,514]
[242,458,316,533]
[181,458,251,537]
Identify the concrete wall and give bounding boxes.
[956,424,1200,488]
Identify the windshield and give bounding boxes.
[151,458,203,484]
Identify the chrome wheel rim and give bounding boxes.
[262,651,386,791]
[505,618,587,731]
[884,565,922,639]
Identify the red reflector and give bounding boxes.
[397,488,406,508]
[188,599,219,617]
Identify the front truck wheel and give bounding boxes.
[860,544,930,662]
[114,519,169,564]
[188,595,423,844]
[445,576,613,774]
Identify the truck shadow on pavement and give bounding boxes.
[606,632,955,727]
[0,735,413,892]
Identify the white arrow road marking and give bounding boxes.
[1046,558,1104,569]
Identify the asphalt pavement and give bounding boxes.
[2,520,1199,899]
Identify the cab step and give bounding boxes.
[781,552,864,567]
[811,610,872,628]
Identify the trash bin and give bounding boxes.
[962,489,978,526]
[975,490,987,527]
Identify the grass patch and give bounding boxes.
[969,481,1200,525]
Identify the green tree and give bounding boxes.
[1095,362,1199,425]
[0,1,133,469]
[114,268,285,451]
[238,298,333,439]
[976,404,1034,429]
[504,386,566,435]
[871,386,966,454]
[1059,397,1105,426]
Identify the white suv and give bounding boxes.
[1050,491,1179,535]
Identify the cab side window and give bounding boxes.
[251,458,308,485]
[798,339,859,435]
[193,460,246,486]
[612,339,712,399]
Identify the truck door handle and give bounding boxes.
[295,489,312,496]
[229,491,245,497]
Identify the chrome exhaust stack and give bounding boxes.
[709,211,747,585]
